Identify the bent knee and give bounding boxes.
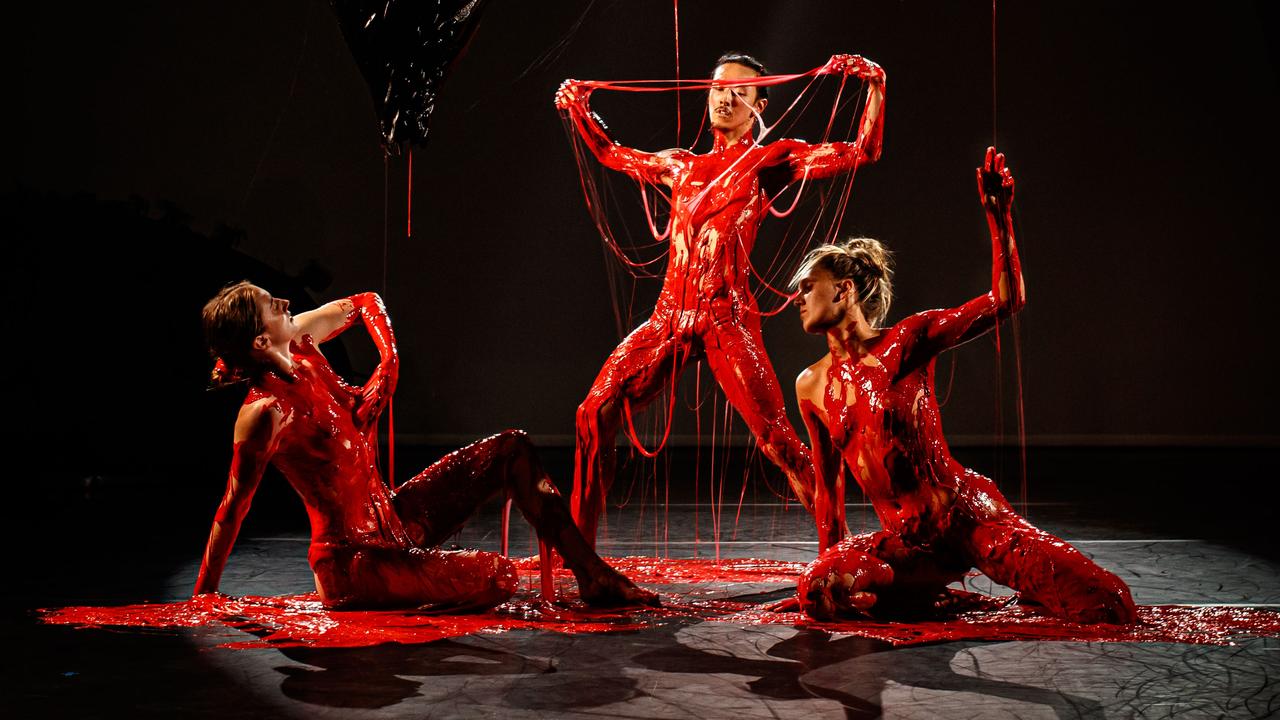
[493,428,532,453]
[576,391,621,430]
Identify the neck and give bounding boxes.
[261,344,297,380]
[713,125,754,151]
[826,316,878,360]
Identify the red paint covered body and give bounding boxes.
[793,151,1137,624]
[195,291,653,611]
[559,57,886,545]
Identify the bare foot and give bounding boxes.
[579,570,661,608]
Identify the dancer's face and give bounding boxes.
[253,287,298,352]
[794,267,853,334]
[709,62,767,134]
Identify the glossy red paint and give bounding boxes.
[559,58,887,547]
[195,292,652,612]
[42,557,1280,649]
[794,151,1134,625]
[40,591,638,650]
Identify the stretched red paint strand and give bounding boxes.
[559,57,887,549]
[673,0,681,146]
[538,539,556,602]
[387,396,395,486]
[42,555,1280,649]
[500,494,512,556]
[992,0,999,147]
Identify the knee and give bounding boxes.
[575,398,600,430]
[576,394,618,435]
[581,392,624,443]
[494,428,532,454]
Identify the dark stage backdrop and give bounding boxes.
[8,1,1278,456]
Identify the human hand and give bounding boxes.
[796,548,894,620]
[822,54,885,83]
[555,79,589,110]
[355,363,397,426]
[976,146,1015,215]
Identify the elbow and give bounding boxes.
[992,281,1026,318]
[856,127,884,164]
[346,292,383,313]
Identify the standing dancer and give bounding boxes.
[557,52,886,547]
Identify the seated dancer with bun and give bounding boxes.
[557,52,885,547]
[195,283,657,610]
[788,149,1136,623]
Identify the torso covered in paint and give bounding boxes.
[801,312,1014,541]
[653,137,824,316]
[247,336,411,550]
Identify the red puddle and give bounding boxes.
[40,557,1280,649]
[593,556,805,585]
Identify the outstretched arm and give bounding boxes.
[295,293,399,425]
[899,148,1024,371]
[556,80,674,185]
[775,55,886,182]
[193,402,281,596]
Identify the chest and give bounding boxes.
[820,353,929,449]
[270,368,360,458]
[673,152,763,217]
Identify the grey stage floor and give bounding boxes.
[13,493,1280,720]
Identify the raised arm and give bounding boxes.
[193,401,281,596]
[295,293,399,425]
[555,79,675,186]
[797,367,847,553]
[899,148,1024,371]
[775,55,886,182]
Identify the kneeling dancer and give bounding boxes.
[789,149,1135,624]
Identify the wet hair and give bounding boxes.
[714,52,769,101]
[791,237,895,326]
[202,280,265,376]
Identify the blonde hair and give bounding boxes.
[791,237,895,326]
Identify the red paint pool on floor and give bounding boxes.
[39,557,1280,649]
